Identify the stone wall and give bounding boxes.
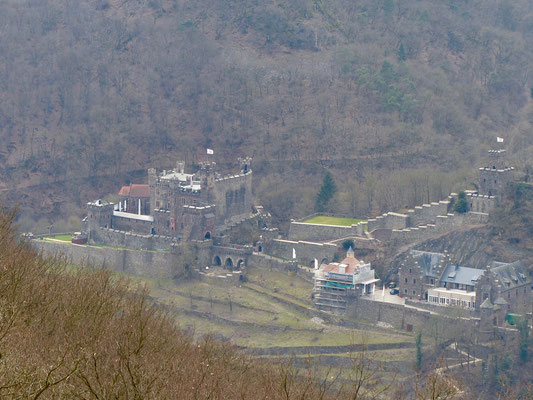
[111,214,153,234]
[213,171,252,224]
[33,240,180,279]
[389,212,489,246]
[288,221,367,242]
[467,194,495,213]
[347,298,432,333]
[406,201,449,227]
[90,227,176,250]
[267,239,337,265]
[367,212,409,231]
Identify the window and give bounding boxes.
[409,268,412,274]
[404,289,408,294]
[431,279,434,284]
[405,278,408,283]
[413,278,416,284]
[413,290,416,295]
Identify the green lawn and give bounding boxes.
[302,216,366,226]
[48,235,73,242]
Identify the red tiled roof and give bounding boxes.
[322,255,362,275]
[118,184,150,197]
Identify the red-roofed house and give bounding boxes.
[313,247,379,313]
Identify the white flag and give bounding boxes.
[206,148,214,155]
[314,258,318,270]
[292,248,296,259]
[496,137,504,143]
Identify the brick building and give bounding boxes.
[398,250,531,314]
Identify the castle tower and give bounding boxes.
[478,146,514,202]
[86,200,114,243]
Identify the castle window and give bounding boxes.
[413,290,416,295]
[413,278,416,284]
[431,279,434,284]
[409,268,412,274]
[405,278,408,283]
[404,289,407,294]
[508,292,510,299]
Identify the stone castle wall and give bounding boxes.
[288,221,366,242]
[90,226,176,250]
[111,215,153,234]
[33,240,180,279]
[267,239,337,265]
[367,212,409,231]
[389,212,489,245]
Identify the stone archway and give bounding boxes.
[237,259,245,270]
[224,257,234,269]
[213,256,222,266]
[204,232,211,239]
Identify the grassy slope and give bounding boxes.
[119,265,411,352]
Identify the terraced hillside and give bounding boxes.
[120,264,417,379]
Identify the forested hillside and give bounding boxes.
[1,0,532,229]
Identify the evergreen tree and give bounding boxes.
[416,332,423,371]
[398,43,406,61]
[315,171,337,212]
[454,191,468,213]
[518,317,529,363]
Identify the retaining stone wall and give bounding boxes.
[33,240,180,279]
[288,221,367,242]
[347,298,431,333]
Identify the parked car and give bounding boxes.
[390,288,399,295]
[388,282,396,289]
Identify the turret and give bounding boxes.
[87,200,114,243]
[478,147,514,202]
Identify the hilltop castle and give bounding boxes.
[86,158,253,243]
